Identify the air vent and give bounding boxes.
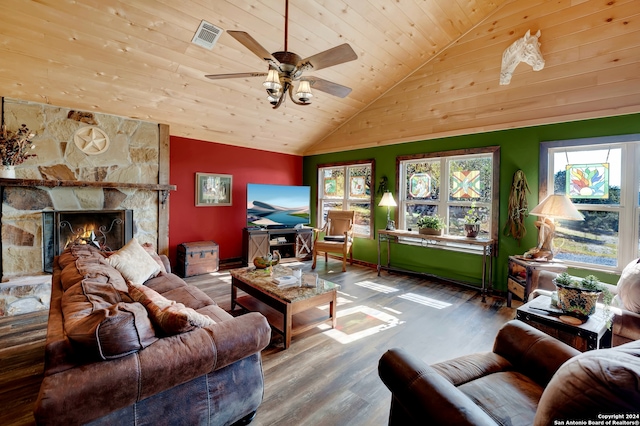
[191,20,223,50]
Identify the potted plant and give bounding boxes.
[553,272,613,323]
[417,214,446,236]
[0,124,36,177]
[463,203,482,238]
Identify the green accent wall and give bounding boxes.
[303,113,640,291]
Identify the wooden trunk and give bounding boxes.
[176,241,219,278]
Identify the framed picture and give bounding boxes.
[196,173,232,206]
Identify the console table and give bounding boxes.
[242,227,313,265]
[377,229,494,302]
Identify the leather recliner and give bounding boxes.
[378,320,640,426]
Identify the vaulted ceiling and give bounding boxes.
[1,1,638,156]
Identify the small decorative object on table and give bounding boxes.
[417,214,446,236]
[553,272,613,324]
[463,203,483,238]
[302,272,318,288]
[253,250,281,270]
[0,124,36,178]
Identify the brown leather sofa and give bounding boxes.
[34,243,271,426]
[378,320,640,425]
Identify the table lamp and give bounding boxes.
[525,194,584,261]
[379,192,397,231]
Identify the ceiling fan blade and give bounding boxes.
[298,44,357,71]
[205,72,267,80]
[301,76,352,98]
[227,30,280,68]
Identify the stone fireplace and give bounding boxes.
[0,97,172,317]
[42,210,134,272]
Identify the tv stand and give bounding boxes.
[242,227,313,265]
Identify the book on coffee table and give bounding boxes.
[275,275,299,287]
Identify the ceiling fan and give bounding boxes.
[205,0,358,109]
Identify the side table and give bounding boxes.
[507,255,567,307]
[515,295,611,351]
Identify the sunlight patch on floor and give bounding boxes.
[399,293,451,309]
[355,280,399,294]
[337,290,357,299]
[318,305,404,344]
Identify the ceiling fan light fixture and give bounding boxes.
[263,69,282,92]
[267,93,281,105]
[295,80,313,103]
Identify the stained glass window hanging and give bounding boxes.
[566,163,609,199]
[408,173,431,198]
[451,170,481,199]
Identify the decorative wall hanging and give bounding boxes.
[566,163,609,199]
[409,173,431,198]
[503,169,530,245]
[451,170,481,199]
[74,126,110,155]
[196,173,232,206]
[500,30,545,85]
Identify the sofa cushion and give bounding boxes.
[616,258,640,313]
[458,371,543,426]
[161,286,215,311]
[60,245,157,360]
[534,340,640,425]
[63,280,157,360]
[107,238,161,284]
[58,243,105,270]
[128,283,215,335]
[144,272,187,294]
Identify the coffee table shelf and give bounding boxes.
[235,294,334,341]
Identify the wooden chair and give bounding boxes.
[312,210,355,272]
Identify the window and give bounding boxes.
[317,160,374,238]
[540,134,640,271]
[397,147,499,248]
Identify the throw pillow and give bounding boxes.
[616,258,640,313]
[127,283,215,335]
[107,238,161,285]
[142,242,167,275]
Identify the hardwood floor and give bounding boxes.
[0,260,517,426]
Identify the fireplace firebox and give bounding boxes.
[42,210,133,273]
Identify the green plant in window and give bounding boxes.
[463,202,483,224]
[417,214,446,230]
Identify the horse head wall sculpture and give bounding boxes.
[500,30,545,85]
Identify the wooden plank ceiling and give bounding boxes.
[0,0,638,156]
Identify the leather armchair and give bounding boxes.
[536,269,640,346]
[312,210,355,272]
[379,320,640,425]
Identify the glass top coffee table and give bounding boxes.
[229,265,338,349]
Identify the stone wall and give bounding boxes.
[1,98,161,278]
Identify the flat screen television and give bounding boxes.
[247,183,311,228]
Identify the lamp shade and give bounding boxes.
[263,69,282,92]
[379,192,397,207]
[530,194,584,221]
[295,80,313,103]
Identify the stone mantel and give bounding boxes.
[0,178,176,192]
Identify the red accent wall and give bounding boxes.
[169,136,303,265]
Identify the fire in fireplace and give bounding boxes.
[42,210,133,273]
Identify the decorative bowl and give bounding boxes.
[555,281,601,318]
[253,251,281,269]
